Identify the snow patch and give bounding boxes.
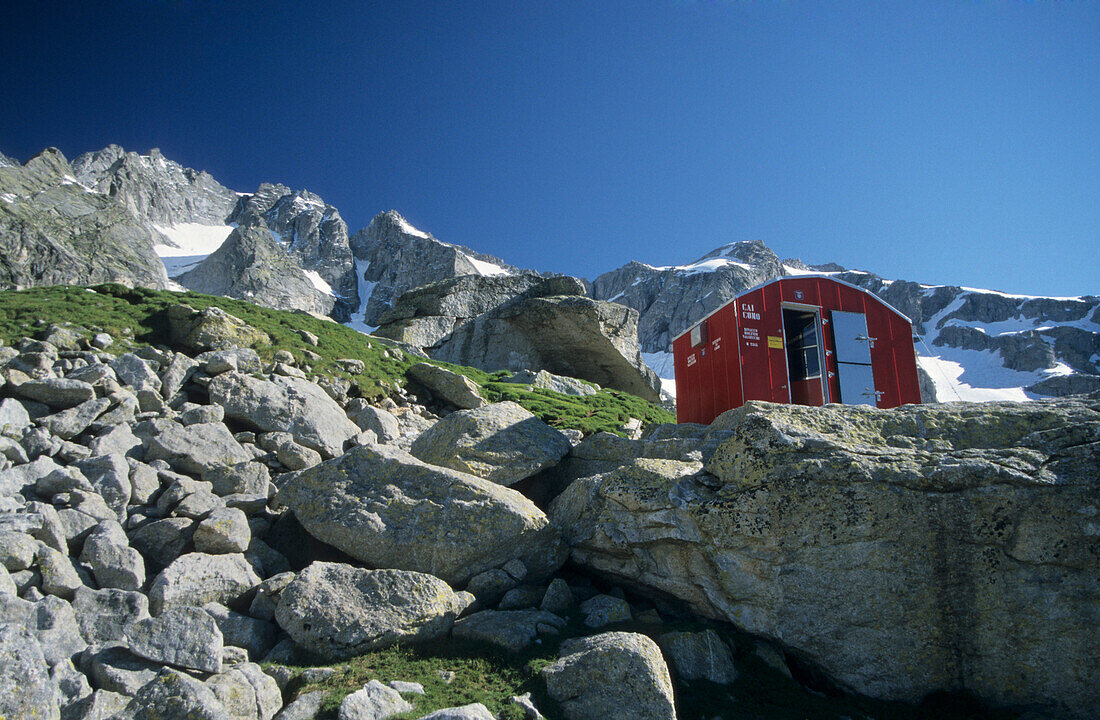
[292,196,325,211]
[0,193,17,203]
[153,223,235,278]
[268,229,288,248]
[957,286,1086,302]
[346,257,379,335]
[915,346,1075,404]
[677,257,751,276]
[642,351,677,398]
[466,255,511,277]
[397,217,430,239]
[59,175,97,193]
[303,270,334,296]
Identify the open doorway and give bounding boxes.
[782,307,827,406]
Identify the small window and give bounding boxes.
[690,322,708,348]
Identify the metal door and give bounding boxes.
[831,311,880,406]
[837,363,878,406]
[832,311,874,363]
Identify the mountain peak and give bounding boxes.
[368,210,432,240]
[71,144,238,227]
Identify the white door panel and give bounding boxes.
[837,363,878,406]
[832,311,873,364]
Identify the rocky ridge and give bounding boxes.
[222,184,358,320]
[71,145,239,228]
[590,241,786,353]
[9,145,360,323]
[591,247,1100,402]
[349,210,524,329]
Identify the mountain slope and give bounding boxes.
[177,210,337,318]
[29,145,359,320]
[0,148,169,290]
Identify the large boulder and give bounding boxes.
[127,606,224,674]
[79,521,146,591]
[15,378,95,409]
[432,292,661,403]
[275,562,467,661]
[503,368,598,396]
[142,419,253,475]
[657,629,737,684]
[373,273,554,348]
[550,397,1100,719]
[373,315,457,348]
[415,705,495,720]
[541,632,676,720]
[166,304,270,353]
[71,586,150,645]
[405,364,487,410]
[275,444,567,587]
[208,372,359,459]
[409,401,571,486]
[451,609,567,653]
[148,553,261,615]
[378,273,549,326]
[25,595,87,667]
[205,662,282,720]
[338,679,412,720]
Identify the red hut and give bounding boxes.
[672,276,921,424]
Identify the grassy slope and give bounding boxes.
[0,284,672,435]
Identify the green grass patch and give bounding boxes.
[280,636,563,720]
[0,284,672,435]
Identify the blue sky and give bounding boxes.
[1,1,1097,296]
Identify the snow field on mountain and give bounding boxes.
[916,353,1072,403]
[153,223,235,277]
[912,289,1093,402]
[396,216,430,239]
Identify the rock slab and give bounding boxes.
[275,444,567,587]
[208,372,359,458]
[551,398,1100,719]
[410,401,571,486]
